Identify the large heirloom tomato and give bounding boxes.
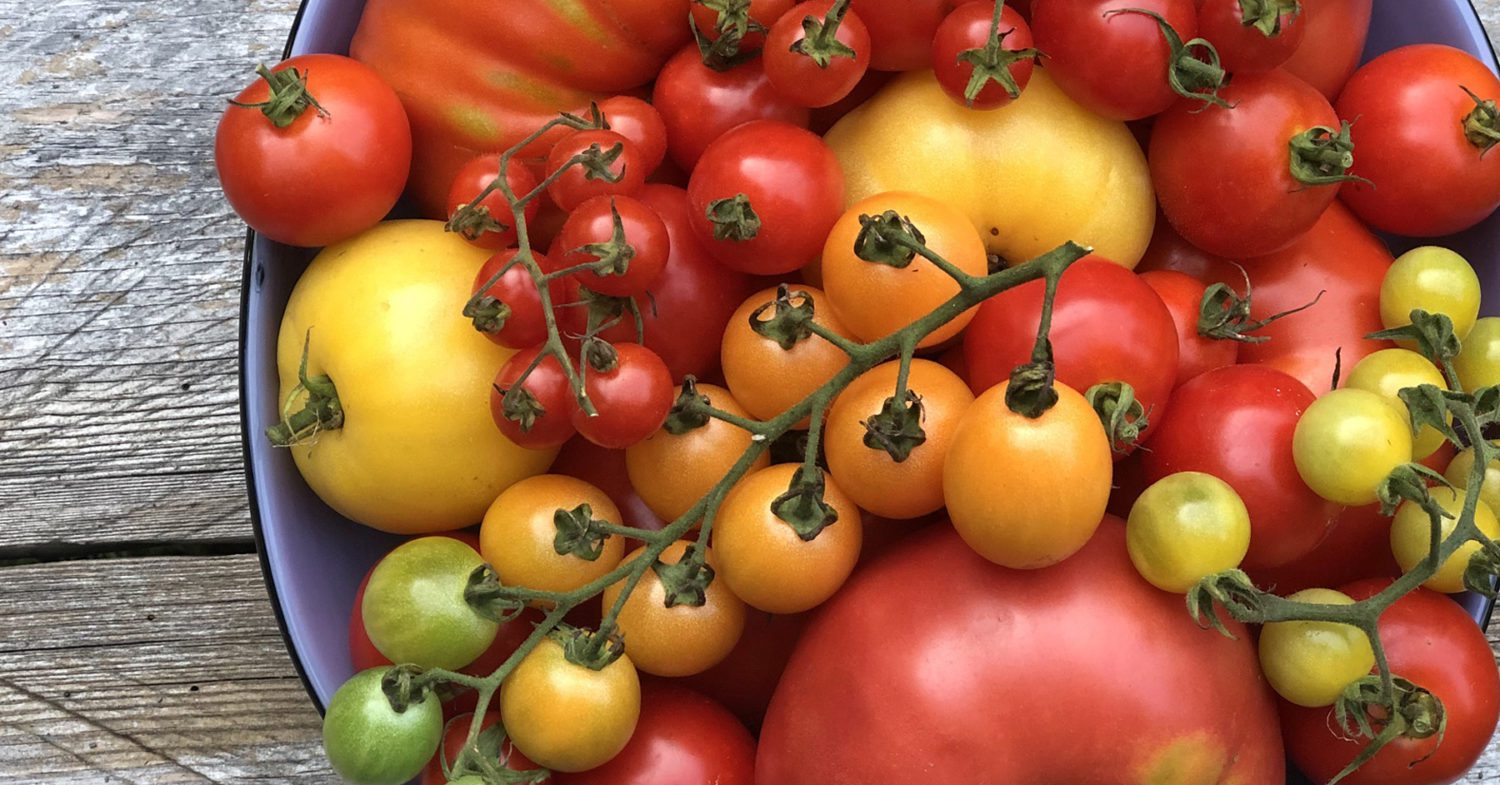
[757,520,1284,784]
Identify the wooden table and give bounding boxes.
[3,0,1500,782]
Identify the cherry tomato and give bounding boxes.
[850,0,950,71]
[602,540,747,677]
[500,634,641,772]
[597,95,668,176]
[1140,365,1340,570]
[1248,502,1403,596]
[362,537,497,670]
[323,667,443,785]
[1126,471,1251,593]
[445,155,540,249]
[690,0,796,51]
[1380,246,1482,343]
[469,250,564,350]
[420,712,545,785]
[680,610,807,729]
[573,343,674,449]
[1390,487,1500,594]
[821,191,988,348]
[1280,0,1372,99]
[930,2,1036,111]
[552,437,666,535]
[1292,387,1412,507]
[1457,317,1500,392]
[215,54,410,248]
[1195,0,1304,73]
[764,0,873,108]
[479,474,626,594]
[557,195,669,297]
[1138,270,1239,386]
[652,46,810,171]
[1258,588,1374,707]
[1345,349,1449,461]
[1446,447,1500,518]
[348,568,391,673]
[687,120,844,275]
[1133,211,1241,286]
[546,129,646,212]
[721,286,857,423]
[491,346,579,449]
[626,383,771,522]
[553,684,754,785]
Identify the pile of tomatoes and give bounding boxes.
[216,0,1500,784]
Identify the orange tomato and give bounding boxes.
[721,285,858,423]
[602,540,746,676]
[480,474,624,594]
[626,384,771,522]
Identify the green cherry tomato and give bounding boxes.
[1292,388,1413,506]
[1126,472,1251,593]
[1344,348,1449,460]
[323,667,444,785]
[363,537,499,670]
[1390,486,1500,593]
[1258,589,1375,708]
[1456,316,1500,392]
[1445,447,1500,517]
[1380,246,1481,341]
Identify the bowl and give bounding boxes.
[240,0,1500,771]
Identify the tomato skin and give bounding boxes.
[362,537,498,671]
[479,474,626,594]
[757,520,1284,784]
[501,636,642,773]
[1031,0,1200,121]
[1282,580,1500,785]
[1249,502,1402,596]
[1292,387,1412,507]
[445,155,540,249]
[626,383,771,522]
[931,2,1035,110]
[1457,317,1500,392]
[764,1,873,108]
[216,55,410,248]
[1133,212,1241,286]
[652,47,811,171]
[597,95,668,177]
[558,195,669,297]
[547,129,647,212]
[471,250,565,350]
[1380,246,1481,343]
[1139,270,1239,386]
[1126,471,1250,593]
[602,540,747,677]
[849,0,950,71]
[721,286,857,423]
[680,610,807,730]
[324,667,444,785]
[552,436,666,536]
[1195,0,1304,73]
[1141,365,1339,570]
[492,347,579,449]
[554,683,755,785]
[573,343,674,449]
[1345,348,1449,461]
[1279,0,1372,99]
[420,712,546,785]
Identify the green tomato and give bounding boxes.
[1380,245,1480,342]
[363,536,498,670]
[1292,388,1412,506]
[1126,471,1251,593]
[1258,589,1374,708]
[1456,316,1500,392]
[1444,447,1500,518]
[1390,486,1500,593]
[323,667,444,785]
[1344,348,1449,460]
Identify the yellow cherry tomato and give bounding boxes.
[1456,316,1500,392]
[1445,447,1500,518]
[825,69,1155,268]
[820,192,988,348]
[625,384,770,523]
[276,220,556,533]
[602,540,746,677]
[1258,588,1374,708]
[480,474,624,595]
[500,634,640,773]
[713,464,864,614]
[1390,486,1500,593]
[721,285,857,424]
[1344,348,1449,460]
[1126,472,1251,593]
[1379,246,1481,341]
[1292,388,1412,506]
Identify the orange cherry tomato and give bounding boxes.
[626,383,771,522]
[721,285,857,423]
[602,540,747,677]
[480,475,624,595]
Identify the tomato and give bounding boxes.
[690,0,795,50]
[597,95,668,176]
[825,69,1155,267]
[943,380,1112,569]
[680,610,807,729]
[276,222,556,533]
[492,347,580,450]
[1236,202,1393,394]
[626,383,771,522]
[808,68,896,134]
[713,464,863,613]
[764,0,873,108]
[1139,270,1240,386]
[602,540,747,676]
[546,129,647,212]
[1445,447,1500,517]
[964,258,1180,445]
[687,121,844,275]
[1456,316,1500,392]
[820,192,988,348]
[216,55,410,248]
[1345,349,1449,461]
[1133,211,1241,286]
[1292,388,1412,507]
[420,712,546,785]
[1195,0,1304,73]
[1141,365,1339,569]
[758,520,1285,784]
[469,249,564,350]
[1283,579,1500,785]
[480,474,625,594]
[930,2,1036,110]
[551,683,754,785]
[1380,245,1482,346]
[1258,588,1374,708]
[1390,486,1500,594]
[1280,0,1371,99]
[360,536,496,671]
[652,46,810,171]
[349,569,391,672]
[1151,69,1349,258]
[721,286,857,422]
[444,155,539,249]
[553,427,667,536]
[573,343,674,449]
[323,668,444,785]
[557,195,669,297]
[500,634,642,773]
[1249,502,1403,596]
[1126,471,1250,593]
[850,0,950,71]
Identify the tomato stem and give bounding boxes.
[1238,0,1301,38]
[1104,8,1231,110]
[227,63,328,128]
[791,0,857,69]
[264,330,343,447]
[954,0,1038,107]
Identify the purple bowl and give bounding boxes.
[239,0,1500,775]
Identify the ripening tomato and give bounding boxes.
[1292,388,1412,507]
[930,2,1036,110]
[491,346,579,449]
[552,683,755,785]
[1258,588,1374,708]
[1195,0,1304,73]
[721,286,858,423]
[850,0,949,71]
[1139,270,1240,386]
[470,250,564,350]
[1390,487,1500,594]
[573,343,674,449]
[557,195,669,297]
[500,634,641,773]
[1345,349,1450,461]
[602,540,746,677]
[597,96,668,177]
[445,155,539,249]
[1457,317,1500,392]
[652,46,810,171]
[763,0,873,108]
[362,537,498,671]
[420,712,545,785]
[1280,0,1373,99]
[1126,471,1251,593]
[626,383,771,522]
[479,474,626,595]
[1380,246,1481,343]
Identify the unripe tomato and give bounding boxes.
[1292,388,1412,507]
[323,668,442,785]
[1390,487,1500,594]
[1126,472,1250,593]
[362,537,498,670]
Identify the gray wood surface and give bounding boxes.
[3,0,1500,782]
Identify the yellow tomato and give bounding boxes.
[1258,589,1374,708]
[1379,246,1480,341]
[1344,348,1449,460]
[1126,472,1251,593]
[1456,316,1500,392]
[480,474,624,595]
[1292,388,1412,506]
[1390,486,1500,593]
[500,635,640,773]
[276,220,555,533]
[602,540,746,677]
[626,384,770,523]
[1445,448,1500,517]
[824,69,1155,268]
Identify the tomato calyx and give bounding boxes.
[1005,360,1059,419]
[1197,270,1324,344]
[559,624,628,670]
[380,664,433,714]
[861,390,928,462]
[750,285,818,349]
[1238,0,1301,38]
[1326,676,1447,785]
[570,142,629,186]
[771,465,841,541]
[228,63,328,128]
[582,337,621,374]
[652,542,718,607]
[953,0,1038,106]
[665,376,714,434]
[266,330,344,447]
[853,210,926,268]
[553,503,615,561]
[1462,538,1500,597]
[447,204,513,244]
[1186,568,1263,638]
[1102,8,1230,111]
[569,199,638,278]
[1461,85,1500,155]
[1375,463,1452,518]
[789,0,858,68]
[466,294,513,336]
[705,193,762,242]
[464,564,532,624]
[1367,309,1464,368]
[691,0,764,70]
[1288,122,1370,187]
[1084,381,1149,454]
[493,379,547,433]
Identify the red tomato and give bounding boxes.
[680,612,807,730]
[963,258,1179,450]
[553,683,755,785]
[1139,270,1239,386]
[546,129,647,212]
[930,2,1036,110]
[1150,69,1347,258]
[1195,0,1304,73]
[215,54,410,247]
[850,0,951,71]
[1283,580,1500,785]
[689,0,795,51]
[491,346,579,449]
[1280,0,1372,99]
[763,0,873,108]
[1248,503,1401,596]
[1140,364,1340,569]
[758,520,1284,784]
[573,342,673,448]
[420,712,546,785]
[1236,202,1393,395]
[550,436,666,537]
[445,155,540,249]
[1336,45,1500,237]
[1134,212,1242,286]
[1031,0,1206,121]
[652,46,811,170]
[809,68,896,134]
[687,120,844,275]
[557,195,670,297]
[470,250,564,350]
[598,95,669,176]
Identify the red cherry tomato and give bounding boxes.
[687,120,844,275]
[215,54,411,247]
[546,129,646,212]
[1138,270,1239,386]
[849,0,950,71]
[552,684,755,785]
[1280,0,1372,99]
[652,46,811,171]
[597,95,669,177]
[491,346,579,449]
[690,0,796,51]
[445,155,540,249]
[763,0,873,108]
[420,712,547,785]
[930,2,1036,111]
[573,343,674,448]
[557,195,670,297]
[1133,211,1242,287]
[1195,0,1304,73]
[1248,503,1402,596]
[470,250,564,350]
